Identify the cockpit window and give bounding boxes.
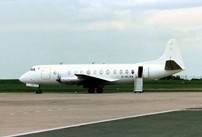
[30,68,36,71]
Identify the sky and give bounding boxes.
[0,0,202,79]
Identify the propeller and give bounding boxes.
[56,73,61,83]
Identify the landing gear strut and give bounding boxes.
[88,86,104,94]
[88,88,95,93]
[36,86,42,94]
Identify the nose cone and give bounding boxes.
[19,73,28,83]
[19,71,34,83]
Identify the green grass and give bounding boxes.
[144,80,202,92]
[1,79,202,93]
[20,109,202,137]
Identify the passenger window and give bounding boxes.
[87,70,91,75]
[120,70,123,74]
[125,70,129,74]
[106,70,110,75]
[113,70,117,74]
[131,70,134,74]
[99,70,103,75]
[94,70,97,75]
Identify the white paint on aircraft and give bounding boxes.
[19,39,185,93]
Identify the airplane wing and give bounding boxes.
[75,74,119,83]
[57,74,119,84]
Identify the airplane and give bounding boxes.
[19,39,185,94]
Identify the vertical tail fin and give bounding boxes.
[159,39,185,70]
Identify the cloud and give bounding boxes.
[1,0,202,33]
[135,0,202,9]
[146,7,202,32]
[1,0,202,78]
[0,21,130,32]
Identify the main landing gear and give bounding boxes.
[88,87,104,94]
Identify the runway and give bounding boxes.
[1,92,202,136]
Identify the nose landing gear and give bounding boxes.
[36,86,42,94]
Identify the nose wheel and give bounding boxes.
[36,89,42,94]
[36,86,42,94]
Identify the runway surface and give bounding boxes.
[1,92,202,136]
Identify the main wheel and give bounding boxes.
[88,88,95,93]
[36,89,42,94]
[96,88,103,93]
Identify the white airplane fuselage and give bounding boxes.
[19,39,185,93]
[21,64,181,85]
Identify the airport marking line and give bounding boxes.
[6,109,182,137]
[5,108,64,117]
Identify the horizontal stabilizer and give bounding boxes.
[165,60,182,70]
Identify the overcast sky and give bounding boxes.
[0,0,202,79]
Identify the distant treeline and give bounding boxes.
[161,75,202,81]
[1,79,202,93]
[161,75,183,80]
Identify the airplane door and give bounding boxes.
[134,66,143,92]
[138,66,149,78]
[138,66,143,78]
[41,68,51,80]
